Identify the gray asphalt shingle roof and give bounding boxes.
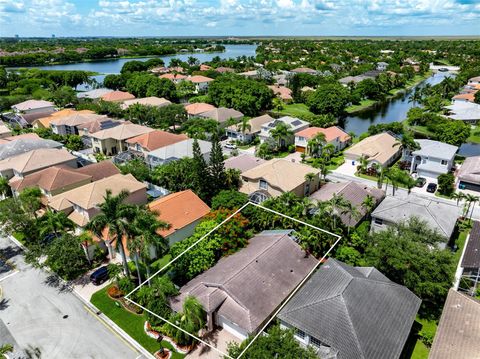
[278,259,421,359]
[0,138,63,161]
[462,220,480,269]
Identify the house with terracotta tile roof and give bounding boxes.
[184,102,216,117]
[48,173,147,228]
[120,96,172,110]
[240,158,320,203]
[101,90,135,103]
[199,64,212,71]
[32,109,95,129]
[50,112,107,136]
[295,126,351,153]
[453,92,476,103]
[187,75,214,92]
[159,73,187,84]
[126,130,188,156]
[0,148,77,179]
[89,123,155,156]
[268,85,293,102]
[344,132,401,168]
[148,189,210,246]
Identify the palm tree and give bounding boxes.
[393,132,419,159]
[361,194,376,217]
[468,195,480,220]
[270,122,293,151]
[107,263,123,287]
[451,192,465,206]
[167,296,206,346]
[238,117,251,142]
[38,209,74,237]
[304,172,316,195]
[0,176,11,198]
[408,88,422,107]
[307,132,326,158]
[0,344,13,358]
[341,201,360,235]
[356,155,369,175]
[405,177,417,194]
[325,193,349,230]
[86,190,136,277]
[463,193,478,219]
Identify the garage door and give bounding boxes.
[417,170,439,180]
[216,315,248,341]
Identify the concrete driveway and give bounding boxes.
[0,236,144,359]
[187,329,240,359]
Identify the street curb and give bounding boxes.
[6,235,155,359]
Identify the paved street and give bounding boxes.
[0,236,144,359]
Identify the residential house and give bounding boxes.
[159,73,187,84]
[0,121,12,139]
[146,138,212,168]
[468,76,480,85]
[310,181,385,227]
[215,66,235,73]
[429,289,480,359]
[50,112,107,136]
[452,93,475,103]
[48,173,146,229]
[197,107,244,125]
[32,109,95,129]
[259,116,309,147]
[458,220,480,294]
[185,102,216,118]
[77,88,113,100]
[404,139,458,179]
[101,91,135,103]
[224,154,266,172]
[9,160,120,198]
[12,99,56,115]
[239,158,320,203]
[457,156,480,191]
[376,61,389,71]
[225,114,274,143]
[371,196,459,241]
[0,148,77,179]
[126,130,187,158]
[344,132,401,168]
[148,190,210,246]
[445,101,480,124]
[76,118,122,138]
[0,133,41,146]
[120,96,172,110]
[268,85,293,102]
[199,64,212,71]
[295,126,351,154]
[278,258,421,359]
[239,70,259,79]
[187,75,214,93]
[290,67,317,75]
[170,230,318,339]
[90,123,155,156]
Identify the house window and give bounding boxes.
[295,329,306,340]
[374,217,383,225]
[441,160,448,165]
[259,180,268,190]
[310,336,326,348]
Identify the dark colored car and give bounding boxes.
[90,266,109,285]
[426,183,437,193]
[415,177,427,188]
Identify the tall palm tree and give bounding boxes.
[238,117,251,138]
[468,195,480,220]
[307,132,326,158]
[405,177,417,195]
[341,201,360,235]
[361,194,376,217]
[451,192,465,206]
[325,193,349,230]
[408,88,422,107]
[356,155,369,175]
[393,132,419,159]
[167,296,206,346]
[38,209,74,237]
[86,190,136,277]
[270,122,293,151]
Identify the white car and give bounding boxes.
[224,143,237,150]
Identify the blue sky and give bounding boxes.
[0,0,479,37]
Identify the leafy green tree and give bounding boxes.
[176,80,196,99]
[364,217,455,318]
[65,134,84,151]
[307,83,350,117]
[121,60,147,74]
[433,120,470,146]
[50,85,77,107]
[38,209,74,237]
[86,190,136,276]
[45,233,90,280]
[0,176,11,198]
[141,275,178,326]
[181,118,218,139]
[209,135,226,194]
[211,190,248,210]
[103,74,126,90]
[164,296,206,346]
[192,138,210,200]
[19,187,42,219]
[126,73,177,101]
[0,344,14,358]
[227,325,318,359]
[475,91,480,104]
[438,173,455,196]
[155,103,188,131]
[118,159,151,182]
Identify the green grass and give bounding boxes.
[12,232,26,245]
[326,154,345,170]
[468,127,480,144]
[91,286,184,358]
[277,103,313,117]
[410,317,438,359]
[454,229,469,264]
[345,99,376,114]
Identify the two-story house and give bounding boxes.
[239,158,320,203]
[146,139,212,169]
[50,112,107,136]
[226,114,274,143]
[404,139,458,179]
[187,75,214,93]
[126,130,187,158]
[295,126,351,154]
[259,116,309,147]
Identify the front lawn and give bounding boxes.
[91,286,184,358]
[326,154,345,171]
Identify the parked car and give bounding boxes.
[426,183,437,193]
[415,177,426,188]
[90,266,109,285]
[224,142,237,150]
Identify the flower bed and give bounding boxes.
[154,349,171,359]
[144,322,194,355]
[107,286,143,315]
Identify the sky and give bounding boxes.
[0,0,479,37]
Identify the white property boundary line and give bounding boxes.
[125,201,342,359]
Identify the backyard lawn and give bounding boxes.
[468,126,480,144]
[345,99,376,114]
[410,317,438,359]
[276,103,313,117]
[91,286,185,358]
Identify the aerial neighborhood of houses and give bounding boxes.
[1,37,480,359]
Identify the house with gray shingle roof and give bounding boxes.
[370,196,460,240]
[457,155,480,192]
[278,259,421,359]
[169,230,318,340]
